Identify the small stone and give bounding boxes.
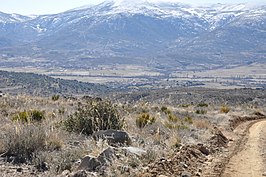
[198,146,209,156]
[71,170,88,177]
[78,156,100,171]
[17,168,23,172]
[61,170,71,176]
[180,162,188,168]
[181,171,192,177]
[196,172,201,176]
[262,172,266,176]
[123,146,147,156]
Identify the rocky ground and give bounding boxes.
[0,88,265,177]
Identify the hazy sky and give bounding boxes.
[0,0,265,15]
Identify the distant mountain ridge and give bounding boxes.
[0,0,265,71]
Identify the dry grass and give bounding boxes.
[0,91,263,176]
[220,105,230,114]
[0,95,82,174]
[193,119,212,129]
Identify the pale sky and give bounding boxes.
[0,0,265,15]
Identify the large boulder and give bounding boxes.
[92,129,131,146]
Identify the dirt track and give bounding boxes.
[222,120,266,177]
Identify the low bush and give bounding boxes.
[161,106,168,113]
[197,103,209,107]
[195,109,207,114]
[64,100,124,135]
[2,125,46,163]
[52,95,60,101]
[220,105,230,114]
[184,116,193,124]
[34,148,85,174]
[136,113,156,128]
[12,110,45,123]
[167,113,179,122]
[179,104,191,108]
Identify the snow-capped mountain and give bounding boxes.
[0,0,265,69]
[0,12,32,23]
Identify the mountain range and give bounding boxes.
[0,0,265,71]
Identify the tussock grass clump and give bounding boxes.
[12,110,45,123]
[184,116,193,124]
[0,124,64,164]
[220,105,230,114]
[1,125,46,163]
[34,148,85,173]
[64,100,124,135]
[167,113,179,122]
[136,113,156,128]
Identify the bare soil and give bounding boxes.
[222,120,266,177]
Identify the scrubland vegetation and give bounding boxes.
[0,88,265,176]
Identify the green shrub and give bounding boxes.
[52,95,60,101]
[12,110,45,123]
[161,106,168,113]
[136,113,156,128]
[179,104,190,108]
[197,103,209,107]
[195,109,207,114]
[64,100,123,136]
[167,113,179,122]
[184,116,193,124]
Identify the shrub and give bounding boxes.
[167,113,179,122]
[34,148,85,174]
[161,106,168,113]
[220,105,230,114]
[197,103,209,107]
[2,125,46,163]
[52,95,60,101]
[64,100,123,136]
[179,104,190,108]
[12,110,45,123]
[136,113,156,128]
[195,109,207,114]
[184,116,193,124]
